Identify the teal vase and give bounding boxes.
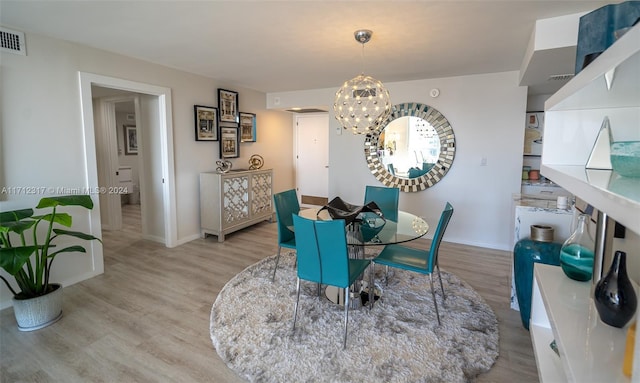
[560,214,595,281]
[514,238,562,329]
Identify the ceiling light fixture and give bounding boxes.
[333,29,392,135]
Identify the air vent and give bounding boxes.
[285,108,327,113]
[548,74,574,81]
[0,27,26,55]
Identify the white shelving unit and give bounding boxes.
[542,24,640,234]
[535,24,639,382]
[531,264,631,382]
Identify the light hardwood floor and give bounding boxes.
[0,204,539,382]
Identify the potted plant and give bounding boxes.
[0,195,102,331]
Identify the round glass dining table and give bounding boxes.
[297,208,430,246]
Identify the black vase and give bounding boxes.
[594,251,638,328]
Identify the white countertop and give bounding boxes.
[512,194,572,211]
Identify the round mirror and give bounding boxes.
[364,103,456,192]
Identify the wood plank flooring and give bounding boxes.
[0,204,538,382]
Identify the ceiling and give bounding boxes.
[0,1,616,97]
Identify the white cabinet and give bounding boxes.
[117,166,133,193]
[199,169,273,242]
[534,24,639,382]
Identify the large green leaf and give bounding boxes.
[0,209,34,223]
[0,219,36,235]
[36,195,94,210]
[0,209,34,234]
[47,245,87,258]
[0,246,37,275]
[33,213,72,227]
[53,228,102,243]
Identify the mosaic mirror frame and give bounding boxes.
[364,102,456,192]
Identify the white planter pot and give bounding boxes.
[12,283,63,331]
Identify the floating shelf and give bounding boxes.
[531,264,631,383]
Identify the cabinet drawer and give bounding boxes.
[521,184,571,197]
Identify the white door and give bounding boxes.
[295,114,329,206]
[94,96,123,231]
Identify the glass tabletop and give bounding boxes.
[297,208,429,246]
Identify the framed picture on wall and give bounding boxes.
[524,112,544,156]
[124,125,138,155]
[240,112,256,142]
[194,105,218,141]
[220,126,240,158]
[218,89,239,123]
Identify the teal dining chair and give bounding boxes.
[291,214,323,331]
[364,185,399,221]
[371,202,454,325]
[315,219,371,349]
[387,164,395,176]
[272,189,300,281]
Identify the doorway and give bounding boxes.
[92,94,141,232]
[295,114,329,207]
[79,72,177,249]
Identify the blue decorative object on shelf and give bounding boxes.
[560,214,595,282]
[575,1,640,74]
[611,141,640,177]
[514,230,562,330]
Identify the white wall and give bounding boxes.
[269,71,528,250]
[0,32,294,308]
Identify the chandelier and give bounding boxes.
[333,29,392,135]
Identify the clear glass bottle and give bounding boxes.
[560,213,595,281]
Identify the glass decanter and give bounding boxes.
[560,213,595,281]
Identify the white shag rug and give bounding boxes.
[210,252,499,383]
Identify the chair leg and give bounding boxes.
[343,287,350,349]
[436,264,446,300]
[430,274,441,326]
[384,265,390,286]
[369,263,375,310]
[292,278,301,331]
[272,246,282,281]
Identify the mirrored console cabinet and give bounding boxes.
[200,169,273,242]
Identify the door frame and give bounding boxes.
[79,72,178,248]
[294,113,329,207]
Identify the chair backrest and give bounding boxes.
[314,219,350,288]
[427,202,454,270]
[292,214,322,283]
[273,189,300,244]
[364,185,399,221]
